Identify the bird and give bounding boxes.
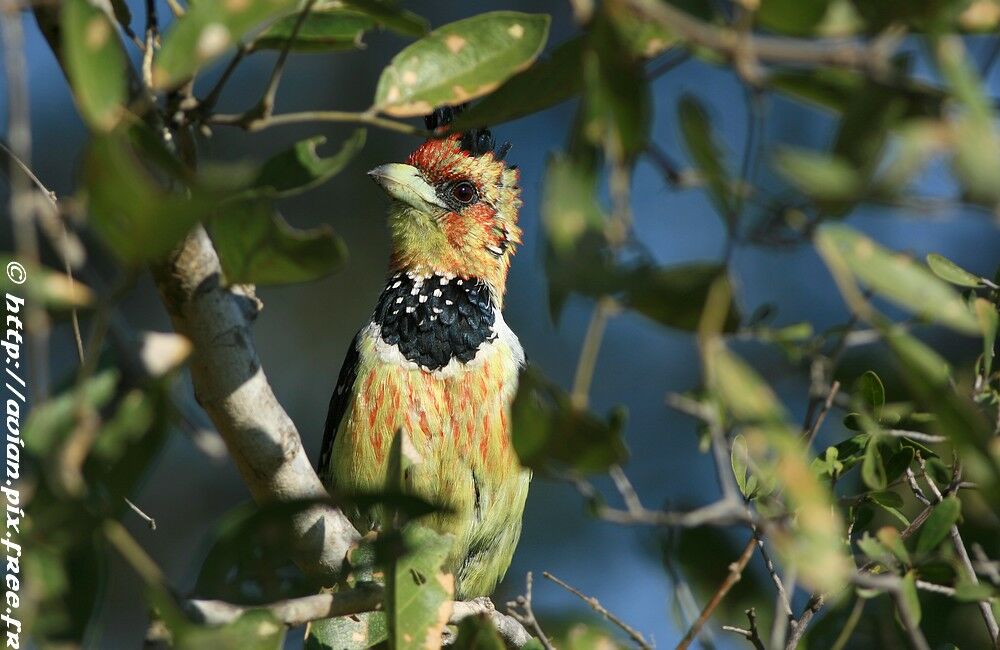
[318,105,528,599]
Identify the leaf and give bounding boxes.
[974,297,998,376]
[856,532,893,566]
[153,0,300,89]
[741,424,850,593]
[926,253,983,288]
[23,370,119,455]
[251,9,376,52]
[773,148,862,202]
[0,257,95,309]
[373,11,550,117]
[678,95,735,223]
[703,341,786,424]
[541,153,603,253]
[61,0,128,132]
[451,614,505,650]
[731,434,752,497]
[511,365,628,474]
[815,224,980,335]
[756,0,833,35]
[898,570,922,627]
[855,370,885,414]
[386,525,454,650]
[861,439,887,490]
[305,611,387,650]
[952,582,996,602]
[624,264,740,332]
[454,37,584,128]
[578,13,651,162]
[915,495,960,555]
[211,203,347,286]
[242,130,366,198]
[83,131,210,264]
[937,37,1000,206]
[341,0,429,37]
[876,526,910,566]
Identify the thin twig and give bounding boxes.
[803,380,840,446]
[625,0,903,76]
[125,497,157,530]
[207,109,427,136]
[259,0,316,116]
[1,0,50,400]
[676,536,757,650]
[828,597,865,650]
[722,608,765,650]
[543,572,652,649]
[506,572,553,650]
[571,296,616,409]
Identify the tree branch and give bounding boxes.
[151,226,360,582]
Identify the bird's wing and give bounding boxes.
[317,331,361,482]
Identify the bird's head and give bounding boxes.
[368,107,521,302]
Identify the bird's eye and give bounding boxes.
[450,181,478,205]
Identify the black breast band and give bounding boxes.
[372,273,496,370]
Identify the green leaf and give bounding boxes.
[305,612,387,650]
[915,495,960,555]
[451,614,505,650]
[153,0,300,89]
[62,0,128,132]
[174,610,287,649]
[731,433,752,497]
[856,532,893,566]
[578,14,651,162]
[756,0,833,35]
[678,95,735,223]
[773,148,862,202]
[211,203,347,286]
[541,153,603,253]
[453,37,584,129]
[511,365,628,474]
[341,0,428,37]
[974,297,998,376]
[242,130,366,198]
[373,11,550,117]
[251,9,376,52]
[703,341,786,424]
[883,445,914,485]
[926,253,983,288]
[624,264,740,333]
[952,582,996,602]
[23,370,119,455]
[898,570,922,627]
[937,38,1000,206]
[386,525,454,650]
[83,131,210,264]
[861,439,887,490]
[815,224,980,335]
[876,526,910,566]
[869,490,903,508]
[855,370,885,413]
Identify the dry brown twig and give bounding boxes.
[507,572,554,650]
[542,571,652,649]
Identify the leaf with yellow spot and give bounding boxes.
[386,525,455,650]
[153,0,301,89]
[373,11,550,117]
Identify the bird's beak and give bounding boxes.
[368,163,447,213]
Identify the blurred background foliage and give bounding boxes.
[3,0,1000,647]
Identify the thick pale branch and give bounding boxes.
[152,227,359,581]
[186,589,532,647]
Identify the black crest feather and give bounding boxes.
[424,103,512,160]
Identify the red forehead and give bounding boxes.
[405,135,471,183]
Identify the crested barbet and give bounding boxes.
[318,105,528,599]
